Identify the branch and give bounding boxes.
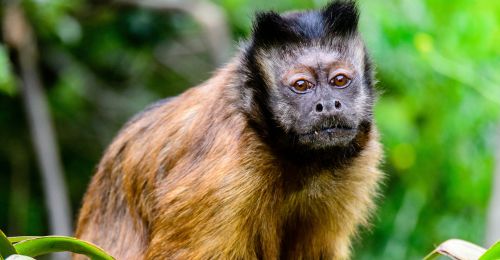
[2,2,73,238]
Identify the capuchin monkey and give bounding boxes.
[75,1,383,259]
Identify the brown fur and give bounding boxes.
[75,57,383,259]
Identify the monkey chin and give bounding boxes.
[296,126,358,150]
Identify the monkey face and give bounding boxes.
[243,1,375,151]
[263,43,373,149]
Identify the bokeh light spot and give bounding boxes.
[391,143,416,171]
[414,32,434,54]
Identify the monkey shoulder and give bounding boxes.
[123,96,177,129]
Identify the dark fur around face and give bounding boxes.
[240,0,375,161]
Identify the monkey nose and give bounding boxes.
[334,100,342,109]
[315,103,324,113]
[314,100,342,114]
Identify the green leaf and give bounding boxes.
[424,239,486,260]
[7,238,39,245]
[480,240,500,260]
[0,230,17,258]
[13,236,114,260]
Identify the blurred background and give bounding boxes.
[0,0,499,259]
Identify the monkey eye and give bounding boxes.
[330,74,351,88]
[291,79,314,93]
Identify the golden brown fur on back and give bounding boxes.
[75,59,383,259]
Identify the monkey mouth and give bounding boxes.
[294,121,358,148]
[299,123,356,137]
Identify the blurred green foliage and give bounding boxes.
[0,45,16,96]
[0,0,498,259]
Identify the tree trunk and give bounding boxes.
[3,2,73,239]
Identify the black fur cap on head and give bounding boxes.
[250,0,359,48]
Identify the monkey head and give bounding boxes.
[241,1,375,152]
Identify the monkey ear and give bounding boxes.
[322,0,359,36]
[251,11,299,47]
